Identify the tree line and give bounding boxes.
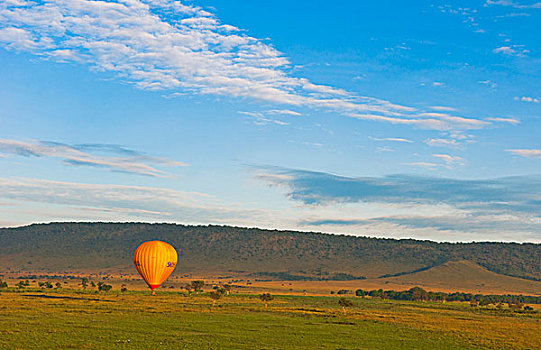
[354,287,541,307]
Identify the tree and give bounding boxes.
[0,280,7,289]
[338,297,353,316]
[209,291,222,308]
[355,289,366,298]
[81,278,89,290]
[508,301,524,311]
[479,299,491,307]
[259,293,274,309]
[186,280,205,294]
[409,287,428,302]
[182,284,192,294]
[55,282,62,289]
[222,284,232,295]
[193,280,205,292]
[97,282,112,292]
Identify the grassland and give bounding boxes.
[1,288,539,349]
[3,258,541,297]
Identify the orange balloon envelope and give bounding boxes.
[133,240,178,292]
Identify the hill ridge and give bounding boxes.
[0,222,539,282]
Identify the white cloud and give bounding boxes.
[0,0,491,131]
[514,96,540,103]
[0,139,186,177]
[493,45,529,57]
[506,149,541,158]
[0,27,52,50]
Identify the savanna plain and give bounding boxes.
[1,287,540,350]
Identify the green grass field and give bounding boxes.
[0,289,539,349]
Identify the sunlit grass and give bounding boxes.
[0,289,539,349]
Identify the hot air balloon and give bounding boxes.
[133,240,178,294]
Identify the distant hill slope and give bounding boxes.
[0,223,539,281]
[382,260,541,295]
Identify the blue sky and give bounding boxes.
[0,0,539,242]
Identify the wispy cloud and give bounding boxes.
[238,111,290,126]
[0,0,494,131]
[495,12,531,18]
[369,137,414,143]
[377,146,394,152]
[506,149,541,158]
[302,141,323,148]
[253,166,541,240]
[478,80,498,88]
[432,153,464,165]
[417,113,489,129]
[430,106,457,112]
[486,117,520,124]
[253,166,541,212]
[238,108,301,125]
[0,176,245,223]
[436,5,486,35]
[424,138,463,149]
[404,162,446,169]
[266,109,302,116]
[0,139,186,177]
[485,1,541,9]
[302,213,541,242]
[347,112,488,131]
[405,154,464,170]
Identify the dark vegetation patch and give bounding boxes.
[22,294,115,302]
